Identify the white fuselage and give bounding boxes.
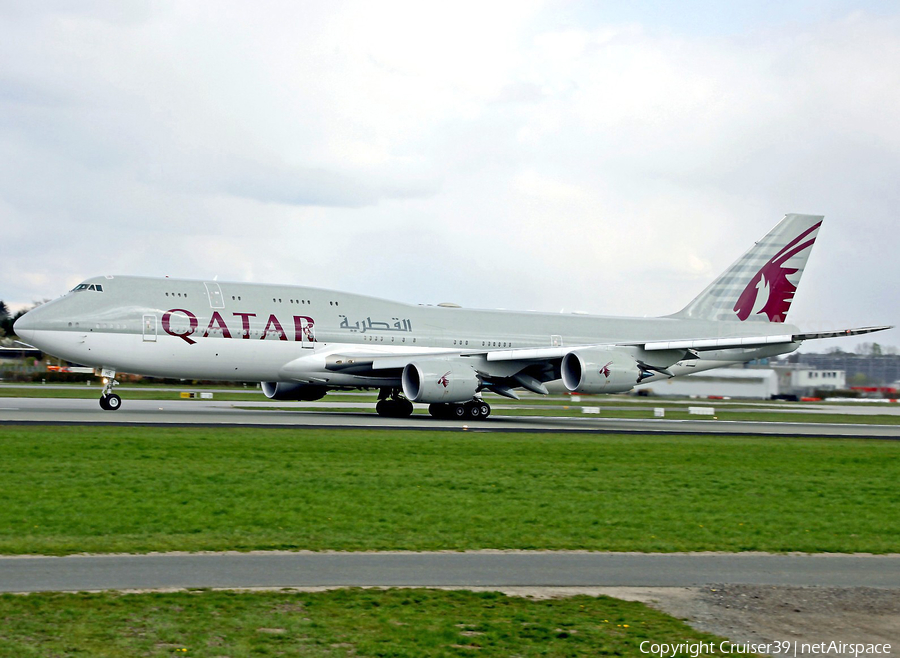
[15,275,799,389]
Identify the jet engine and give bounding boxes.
[561,348,641,394]
[261,381,328,401]
[402,360,480,403]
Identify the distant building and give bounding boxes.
[636,367,779,399]
[788,367,845,392]
[793,353,900,386]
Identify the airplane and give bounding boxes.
[13,214,890,419]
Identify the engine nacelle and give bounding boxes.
[402,360,480,403]
[261,381,328,401]
[561,348,641,394]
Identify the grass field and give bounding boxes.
[0,588,727,657]
[0,425,897,555]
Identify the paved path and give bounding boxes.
[2,398,898,438]
[2,552,898,593]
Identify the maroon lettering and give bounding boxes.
[204,311,233,339]
[293,315,316,342]
[233,312,256,339]
[161,309,198,345]
[262,314,287,341]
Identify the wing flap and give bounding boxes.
[319,325,893,372]
[642,335,794,351]
[642,325,892,352]
[792,325,893,341]
[485,346,570,362]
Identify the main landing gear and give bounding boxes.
[375,389,414,418]
[99,369,122,411]
[429,400,491,420]
[374,389,492,420]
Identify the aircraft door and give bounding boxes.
[204,282,225,309]
[142,314,157,342]
[297,316,315,349]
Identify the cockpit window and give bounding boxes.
[72,283,104,292]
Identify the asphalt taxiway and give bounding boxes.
[1,397,899,438]
[1,552,898,593]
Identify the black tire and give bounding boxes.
[378,399,413,418]
[397,398,414,418]
[103,394,122,411]
[99,396,110,410]
[465,402,481,419]
[429,403,448,419]
[479,403,490,418]
[452,404,466,418]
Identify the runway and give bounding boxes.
[1,551,898,593]
[1,397,899,438]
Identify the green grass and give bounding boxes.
[0,588,727,657]
[0,426,898,555]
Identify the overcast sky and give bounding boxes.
[2,0,897,350]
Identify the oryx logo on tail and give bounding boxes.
[733,221,822,323]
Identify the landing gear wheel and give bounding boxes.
[479,402,490,418]
[396,398,413,418]
[377,397,413,418]
[464,401,482,419]
[100,394,122,411]
[451,404,466,419]
[99,370,121,411]
[429,403,453,419]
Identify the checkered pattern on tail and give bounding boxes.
[671,214,823,323]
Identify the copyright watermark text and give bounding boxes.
[640,640,892,657]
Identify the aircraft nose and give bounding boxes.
[13,312,35,343]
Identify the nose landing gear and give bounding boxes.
[99,369,122,411]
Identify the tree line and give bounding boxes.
[0,301,29,338]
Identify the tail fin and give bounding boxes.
[671,214,823,323]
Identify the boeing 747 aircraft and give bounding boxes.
[14,214,890,419]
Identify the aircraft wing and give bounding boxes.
[297,324,891,400]
[480,325,893,361]
[322,324,893,371]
